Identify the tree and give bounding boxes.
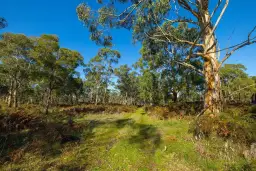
[114,65,139,105]
[77,0,256,116]
[139,23,204,103]
[31,35,83,114]
[57,76,84,105]
[220,64,256,103]
[0,33,33,107]
[84,48,120,104]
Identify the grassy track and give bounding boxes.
[1,108,253,171]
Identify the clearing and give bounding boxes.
[1,108,252,171]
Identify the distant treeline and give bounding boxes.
[0,33,255,114]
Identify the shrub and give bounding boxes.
[145,106,177,119]
[61,104,137,115]
[189,115,218,139]
[227,159,256,171]
[189,106,256,144]
[249,105,256,114]
[217,113,256,144]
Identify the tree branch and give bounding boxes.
[119,0,144,23]
[177,0,199,19]
[209,0,229,40]
[175,60,203,75]
[210,0,222,18]
[165,47,203,74]
[164,18,198,25]
[219,26,256,67]
[220,40,256,67]
[153,33,204,47]
[207,35,256,54]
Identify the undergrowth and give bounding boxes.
[0,103,255,170]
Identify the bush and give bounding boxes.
[189,111,256,144]
[60,104,137,115]
[249,105,256,114]
[217,113,256,144]
[189,115,218,139]
[145,106,178,119]
[227,160,256,171]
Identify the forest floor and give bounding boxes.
[0,105,255,171]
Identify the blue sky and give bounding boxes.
[1,0,256,76]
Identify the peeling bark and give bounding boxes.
[201,11,222,115]
[204,60,221,115]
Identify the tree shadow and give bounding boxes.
[0,112,162,166]
[81,118,162,155]
[0,116,101,163]
[129,124,161,155]
[115,118,135,128]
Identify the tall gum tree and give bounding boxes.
[31,35,83,114]
[84,48,120,105]
[77,0,256,116]
[0,33,33,107]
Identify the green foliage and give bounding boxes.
[217,113,256,144]
[0,33,34,107]
[227,159,255,171]
[220,64,256,103]
[0,17,7,29]
[114,65,139,105]
[190,107,256,144]
[249,105,256,114]
[0,33,83,109]
[76,0,173,46]
[84,48,120,104]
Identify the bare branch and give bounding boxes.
[248,26,256,41]
[210,0,222,18]
[207,36,256,54]
[187,0,198,7]
[153,33,204,47]
[165,47,203,74]
[209,0,229,39]
[178,0,199,18]
[175,60,204,74]
[219,26,256,67]
[220,40,256,67]
[145,33,168,43]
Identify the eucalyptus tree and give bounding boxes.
[84,48,120,104]
[220,64,256,103]
[134,57,160,105]
[57,76,83,105]
[139,23,204,103]
[114,64,139,105]
[77,0,256,115]
[0,33,33,107]
[31,35,83,113]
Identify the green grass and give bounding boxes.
[1,108,254,171]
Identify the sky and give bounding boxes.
[1,0,256,76]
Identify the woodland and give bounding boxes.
[0,0,256,170]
